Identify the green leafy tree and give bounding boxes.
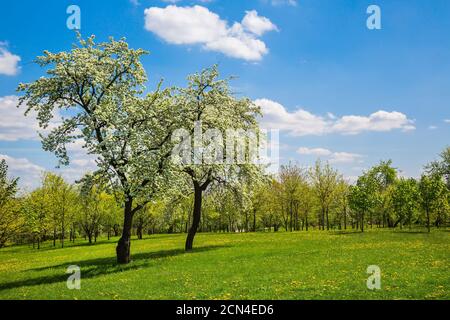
[419,174,447,232]
[23,188,51,249]
[334,178,350,230]
[391,178,419,229]
[41,173,76,248]
[309,160,340,230]
[426,147,450,188]
[0,159,21,248]
[348,173,378,232]
[367,160,398,227]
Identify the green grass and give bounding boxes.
[0,229,448,300]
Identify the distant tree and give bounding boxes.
[298,179,315,231]
[23,188,51,249]
[99,193,122,240]
[41,173,76,248]
[367,160,398,227]
[348,173,378,232]
[426,147,450,188]
[334,178,350,230]
[0,159,20,248]
[133,203,158,240]
[77,175,103,244]
[279,163,304,231]
[419,173,447,232]
[309,160,340,230]
[391,178,419,229]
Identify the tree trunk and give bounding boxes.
[361,211,365,232]
[426,208,430,233]
[116,198,134,264]
[253,209,257,232]
[344,208,347,230]
[321,207,325,230]
[185,183,202,251]
[137,224,143,240]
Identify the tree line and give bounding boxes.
[1,147,448,251]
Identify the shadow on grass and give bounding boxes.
[392,230,430,234]
[0,244,230,292]
[329,231,363,235]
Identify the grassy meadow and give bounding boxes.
[0,229,448,300]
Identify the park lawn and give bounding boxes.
[0,229,448,300]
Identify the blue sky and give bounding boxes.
[0,0,449,189]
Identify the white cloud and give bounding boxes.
[0,43,20,76]
[329,152,364,164]
[255,98,416,136]
[0,154,44,190]
[255,98,329,136]
[331,111,416,135]
[297,147,332,156]
[0,95,61,141]
[268,0,298,6]
[0,95,42,141]
[297,147,364,164]
[241,10,278,36]
[428,125,438,130]
[444,119,450,124]
[144,5,277,61]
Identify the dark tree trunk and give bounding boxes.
[344,208,347,230]
[137,224,143,240]
[185,182,203,251]
[361,211,365,232]
[116,199,134,264]
[321,208,325,230]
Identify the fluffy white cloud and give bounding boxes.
[144,5,277,61]
[242,10,278,36]
[329,152,364,164]
[297,147,363,164]
[0,95,61,141]
[0,43,20,76]
[0,95,41,141]
[445,119,450,124]
[255,98,416,136]
[1,153,97,190]
[0,154,44,190]
[255,98,329,136]
[331,111,416,135]
[297,147,332,156]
